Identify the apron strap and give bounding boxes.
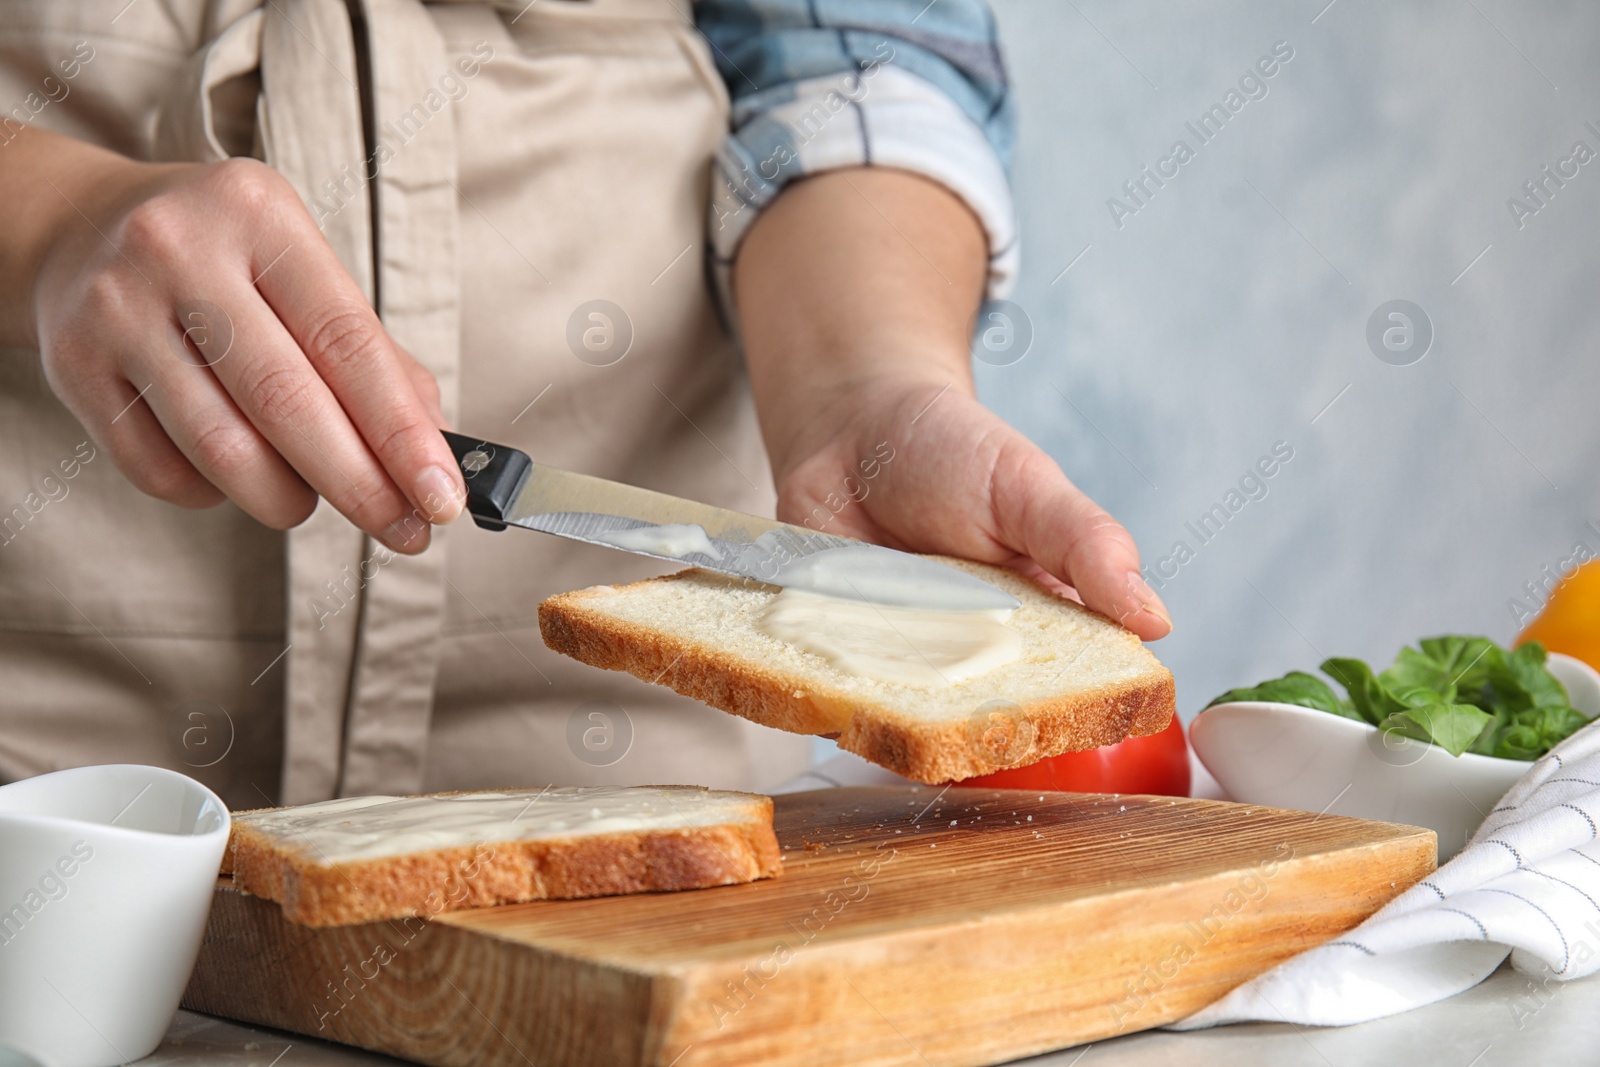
[260,0,377,804]
[333,0,461,797]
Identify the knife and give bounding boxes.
[440,431,1019,611]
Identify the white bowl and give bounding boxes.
[1190,653,1600,861]
[0,765,230,1067]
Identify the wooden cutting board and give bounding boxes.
[184,787,1434,1067]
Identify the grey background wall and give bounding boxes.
[983,0,1600,721]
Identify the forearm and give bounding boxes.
[0,125,149,348]
[733,167,989,480]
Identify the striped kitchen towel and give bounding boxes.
[1172,717,1600,1029]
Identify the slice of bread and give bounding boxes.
[223,786,780,927]
[539,558,1175,784]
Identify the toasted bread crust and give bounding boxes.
[225,791,780,927]
[538,569,1176,784]
[841,672,1176,783]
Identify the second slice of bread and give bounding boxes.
[539,558,1175,783]
[224,786,781,927]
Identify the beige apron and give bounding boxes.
[0,0,809,810]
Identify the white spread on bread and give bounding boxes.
[772,543,1021,611]
[757,587,1022,686]
[239,787,750,865]
[593,523,721,560]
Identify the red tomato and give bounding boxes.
[954,717,1191,795]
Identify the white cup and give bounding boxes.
[0,765,229,1067]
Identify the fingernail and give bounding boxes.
[380,516,430,554]
[415,464,464,523]
[1126,572,1172,627]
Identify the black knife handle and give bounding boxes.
[442,431,532,532]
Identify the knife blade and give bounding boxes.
[441,431,1019,611]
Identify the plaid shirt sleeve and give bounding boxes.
[695,0,1018,311]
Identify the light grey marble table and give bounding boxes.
[142,962,1593,1067]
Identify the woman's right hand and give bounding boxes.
[13,129,463,552]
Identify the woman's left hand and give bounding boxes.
[735,167,1167,638]
[771,375,1171,640]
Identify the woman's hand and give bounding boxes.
[8,128,462,552]
[772,376,1171,639]
[734,167,1169,639]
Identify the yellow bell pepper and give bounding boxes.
[1518,560,1600,673]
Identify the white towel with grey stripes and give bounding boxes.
[1171,719,1600,1029]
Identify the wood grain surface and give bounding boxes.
[183,787,1435,1067]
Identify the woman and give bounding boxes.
[0,0,1167,811]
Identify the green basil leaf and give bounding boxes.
[1219,636,1589,762]
[1320,657,1402,726]
[1490,703,1589,760]
[1381,703,1493,758]
[1208,671,1358,718]
[1416,635,1499,691]
[1502,642,1570,709]
[1493,722,1547,761]
[1475,643,1564,718]
[1381,646,1455,694]
[1392,684,1451,708]
[1467,706,1511,757]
